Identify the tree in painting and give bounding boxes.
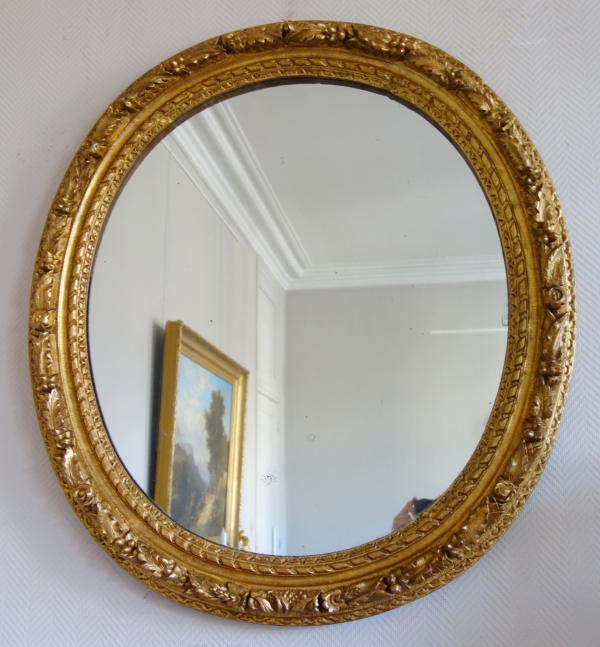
[170,444,207,529]
[205,390,229,482]
[195,389,230,537]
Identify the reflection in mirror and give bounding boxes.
[89,82,507,557]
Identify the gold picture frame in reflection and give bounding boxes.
[154,320,248,548]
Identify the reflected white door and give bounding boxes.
[256,393,285,554]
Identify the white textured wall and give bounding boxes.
[1,1,597,645]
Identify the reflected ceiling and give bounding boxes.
[177,83,504,289]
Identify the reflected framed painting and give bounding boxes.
[154,320,248,547]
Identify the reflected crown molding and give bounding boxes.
[167,106,306,286]
[288,256,506,290]
[168,104,505,290]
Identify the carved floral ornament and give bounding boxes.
[29,21,575,625]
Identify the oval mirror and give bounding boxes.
[89,81,508,556]
[30,21,574,624]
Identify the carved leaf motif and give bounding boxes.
[187,42,226,65]
[290,592,320,614]
[54,154,96,218]
[503,441,529,484]
[499,134,535,174]
[60,447,86,487]
[44,217,70,254]
[403,549,445,584]
[358,578,397,605]
[187,575,214,599]
[81,138,107,160]
[284,21,348,46]
[218,25,285,53]
[543,244,566,291]
[119,92,145,114]
[161,56,191,77]
[225,582,250,609]
[136,546,188,584]
[440,496,512,560]
[268,591,295,613]
[33,272,55,311]
[96,503,126,542]
[542,313,568,370]
[188,576,248,609]
[90,45,224,139]
[462,88,496,115]
[457,505,490,548]
[523,394,545,444]
[535,186,561,227]
[89,108,122,148]
[268,590,298,613]
[247,593,275,613]
[31,333,57,379]
[352,26,410,57]
[406,52,451,83]
[42,388,63,433]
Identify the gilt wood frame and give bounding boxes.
[29,21,575,625]
[154,320,247,548]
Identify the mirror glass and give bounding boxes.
[88,82,508,556]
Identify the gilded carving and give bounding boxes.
[29,21,575,624]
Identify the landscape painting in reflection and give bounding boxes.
[166,355,233,539]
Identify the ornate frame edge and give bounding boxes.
[29,21,575,625]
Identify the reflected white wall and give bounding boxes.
[284,282,508,556]
[88,143,169,493]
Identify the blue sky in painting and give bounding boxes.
[174,354,233,484]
